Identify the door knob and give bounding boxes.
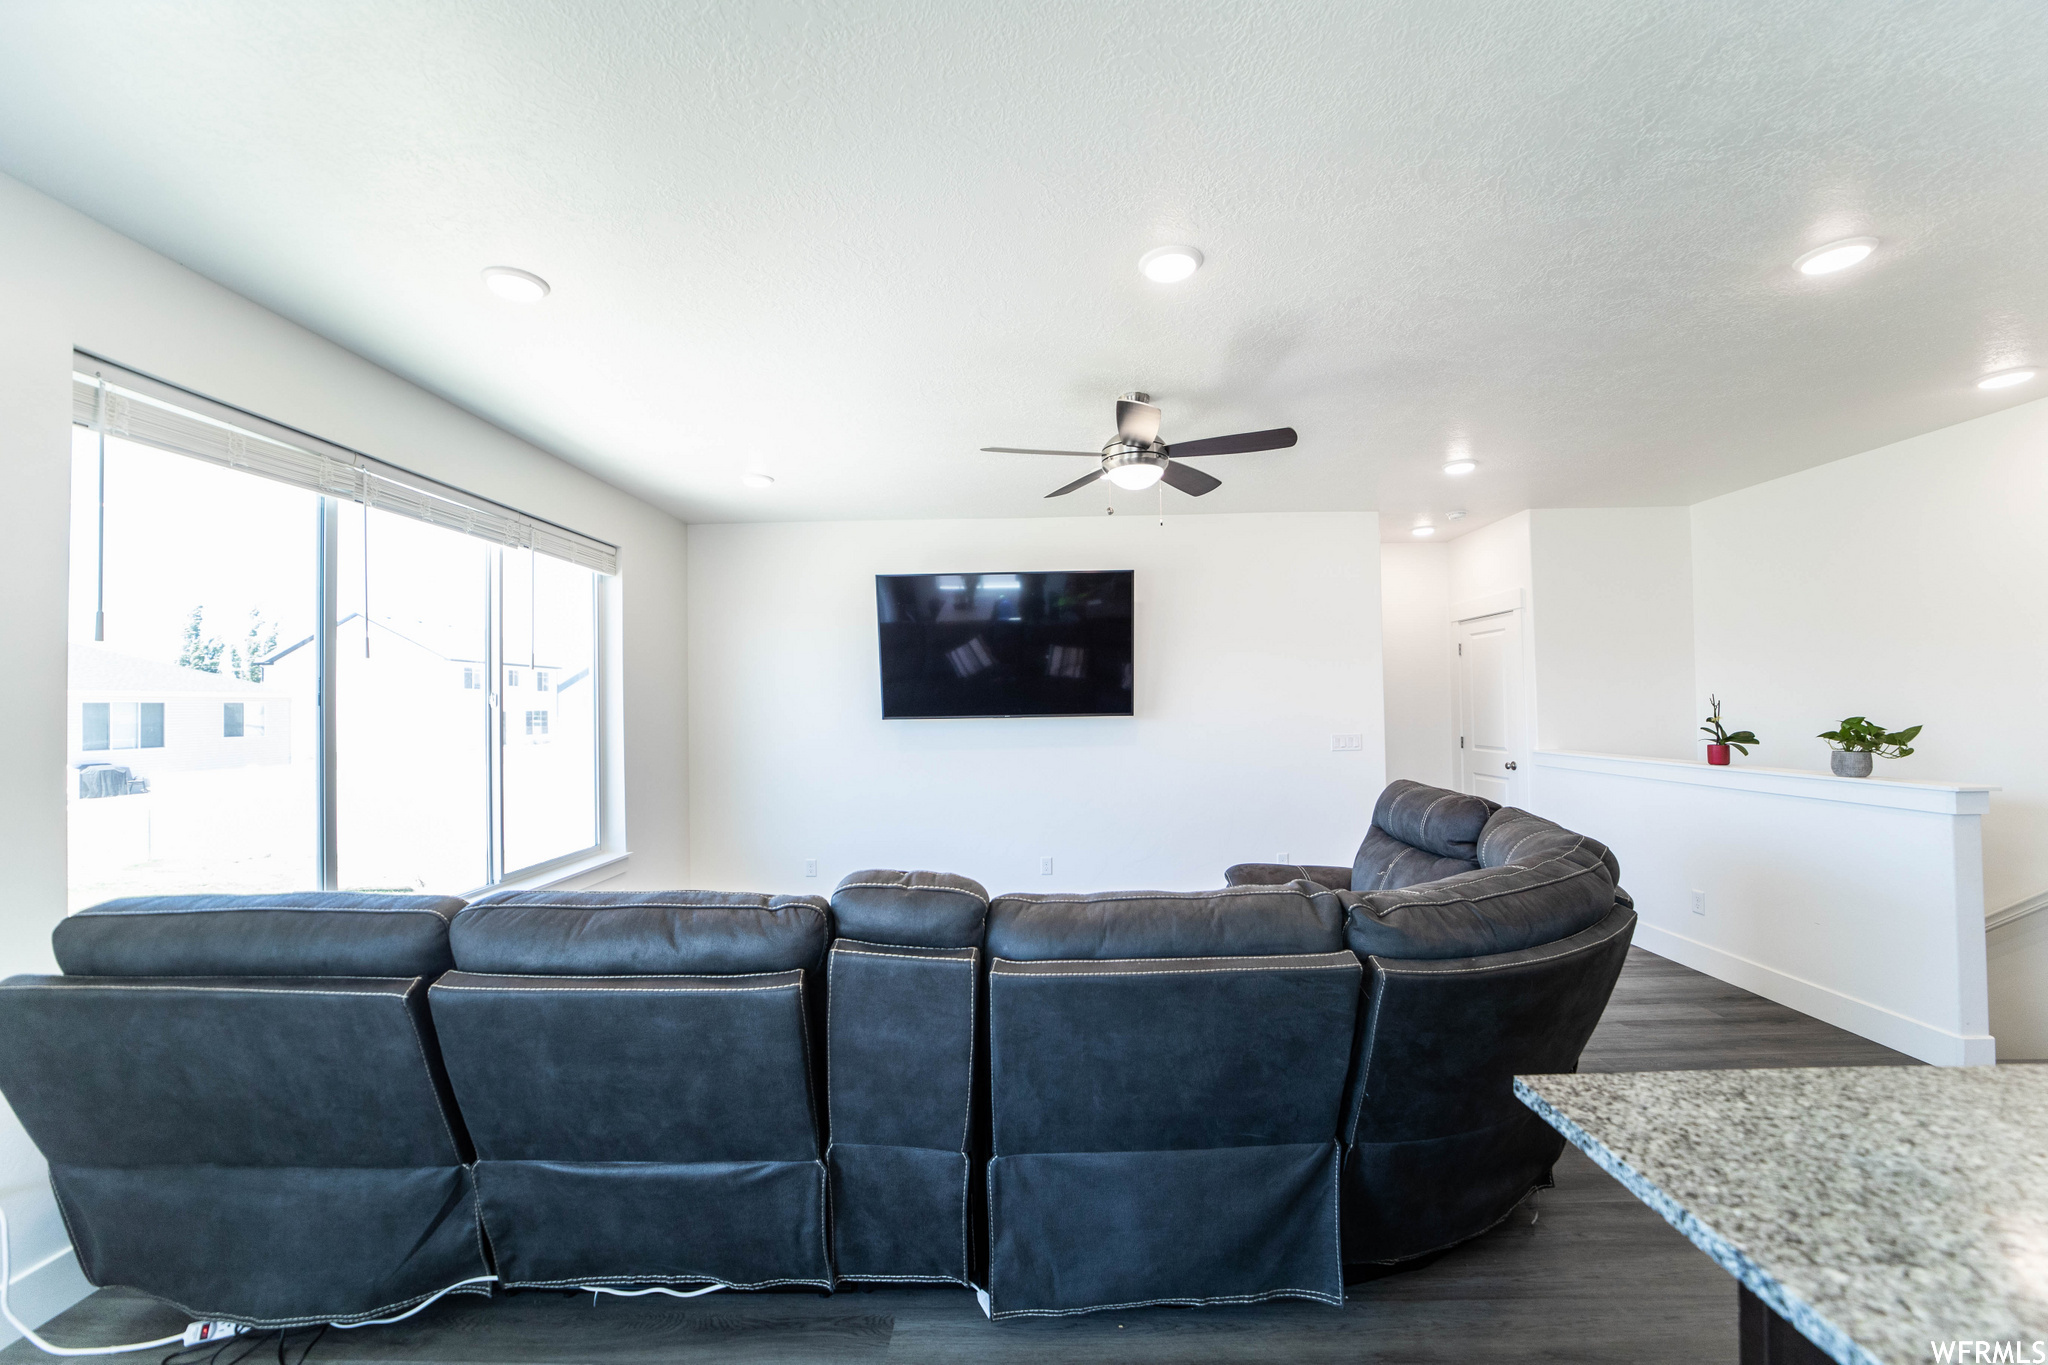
[1504,761,1518,771]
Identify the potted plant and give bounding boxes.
[1699,695,1758,766]
[1818,717,1921,778]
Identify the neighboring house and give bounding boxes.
[68,645,292,784]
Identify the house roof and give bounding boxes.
[71,645,274,696]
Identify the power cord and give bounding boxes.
[2,1204,495,1358]
[0,1205,183,1356]
[579,1283,724,1305]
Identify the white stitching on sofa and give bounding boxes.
[431,982,800,994]
[76,905,454,917]
[400,977,464,1159]
[990,1287,1343,1319]
[830,947,977,964]
[994,887,1310,905]
[468,900,824,912]
[1367,915,1634,975]
[833,880,989,907]
[2,982,409,997]
[989,958,1359,978]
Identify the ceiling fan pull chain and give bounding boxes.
[1158,482,1164,526]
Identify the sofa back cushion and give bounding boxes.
[986,883,1344,960]
[1351,781,1498,891]
[52,892,464,979]
[1477,807,1622,882]
[1345,807,1618,960]
[452,890,828,975]
[830,869,988,949]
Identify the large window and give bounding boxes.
[66,359,615,909]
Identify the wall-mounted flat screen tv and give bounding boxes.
[876,570,1134,719]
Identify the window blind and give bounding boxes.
[71,354,618,575]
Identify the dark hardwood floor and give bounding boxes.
[5,947,1914,1364]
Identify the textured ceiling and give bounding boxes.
[2,1,2045,539]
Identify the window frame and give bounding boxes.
[75,355,617,898]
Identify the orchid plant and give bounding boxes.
[1700,695,1759,755]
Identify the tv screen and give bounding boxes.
[876,571,1134,719]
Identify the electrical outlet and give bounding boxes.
[1332,733,1364,752]
[804,858,818,878]
[1691,890,1706,916]
[1041,856,1054,876]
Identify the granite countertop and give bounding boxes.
[1517,1066,2048,1365]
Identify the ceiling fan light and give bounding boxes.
[1138,245,1204,283]
[1104,462,1166,490]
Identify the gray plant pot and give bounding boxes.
[1830,749,1874,778]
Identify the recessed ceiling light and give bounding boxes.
[1794,237,1878,276]
[741,472,776,488]
[1977,367,2037,391]
[1138,245,1204,284]
[1411,525,1436,538]
[1443,458,1477,476]
[481,266,550,302]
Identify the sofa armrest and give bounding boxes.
[1224,862,1352,892]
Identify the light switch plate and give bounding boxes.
[1040,856,1054,875]
[804,859,818,878]
[1332,733,1364,751]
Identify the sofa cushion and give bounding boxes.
[1477,807,1621,882]
[986,883,1344,961]
[1370,780,1497,861]
[830,869,988,949]
[452,891,828,975]
[1344,809,1618,960]
[52,893,463,978]
[1350,827,1483,892]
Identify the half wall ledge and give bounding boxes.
[1529,750,1997,1067]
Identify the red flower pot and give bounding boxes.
[1707,743,1730,766]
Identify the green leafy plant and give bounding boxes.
[1818,717,1921,759]
[1700,695,1759,755]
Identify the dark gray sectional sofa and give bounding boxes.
[0,781,1632,1329]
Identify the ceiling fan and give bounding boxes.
[982,392,1297,498]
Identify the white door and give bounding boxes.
[1455,610,1523,805]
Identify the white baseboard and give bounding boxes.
[2,1245,93,1350]
[1987,888,2048,933]
[1634,923,1997,1067]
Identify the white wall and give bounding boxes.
[0,171,691,1340]
[1689,394,2048,1058]
[1447,510,1532,608]
[1527,508,1695,761]
[1379,542,1453,788]
[688,513,1384,894]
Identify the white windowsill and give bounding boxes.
[1533,750,1996,816]
[467,849,631,898]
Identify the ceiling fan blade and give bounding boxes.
[1115,398,1161,443]
[1045,468,1106,498]
[1160,461,1222,496]
[1165,427,1298,459]
[981,446,1102,457]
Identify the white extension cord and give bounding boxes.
[0,1205,183,1356]
[0,1203,498,1356]
[579,1283,724,1302]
